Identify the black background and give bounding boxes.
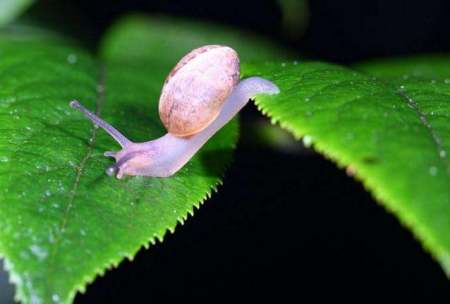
[27,0,450,301]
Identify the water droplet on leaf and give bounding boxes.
[302,135,313,147]
[429,166,438,176]
[67,54,77,64]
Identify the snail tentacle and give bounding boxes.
[70,100,132,148]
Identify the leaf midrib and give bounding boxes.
[397,88,449,177]
[46,65,105,294]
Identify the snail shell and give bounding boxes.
[159,45,240,137]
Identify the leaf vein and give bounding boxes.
[397,89,450,176]
[47,66,105,284]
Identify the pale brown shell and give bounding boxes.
[158,45,240,137]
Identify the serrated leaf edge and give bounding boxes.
[253,97,450,278]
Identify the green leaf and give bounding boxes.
[0,0,34,26]
[243,60,450,276]
[3,11,448,303]
[0,28,237,303]
[354,55,450,79]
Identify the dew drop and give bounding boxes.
[439,150,447,158]
[429,166,438,176]
[281,62,286,67]
[445,79,450,84]
[67,54,78,64]
[29,245,48,261]
[52,294,60,303]
[302,135,313,148]
[57,183,65,192]
[0,156,9,163]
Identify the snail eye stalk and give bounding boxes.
[70,100,131,148]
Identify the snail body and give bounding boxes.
[70,45,279,178]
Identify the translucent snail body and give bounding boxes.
[70,45,279,178]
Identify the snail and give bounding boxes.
[70,45,279,178]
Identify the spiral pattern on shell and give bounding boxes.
[158,45,240,137]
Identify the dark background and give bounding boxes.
[8,0,450,302]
